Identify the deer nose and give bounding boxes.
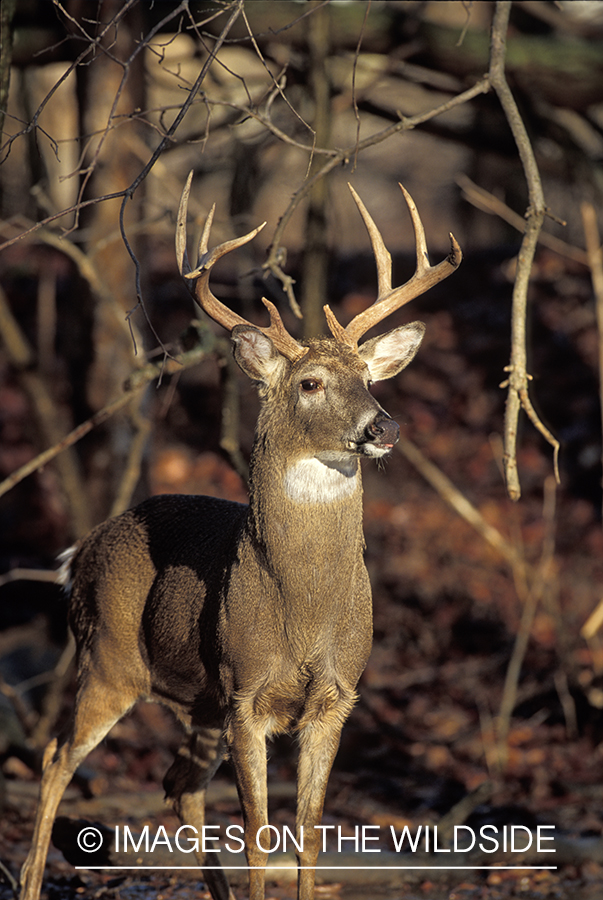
[365,412,399,447]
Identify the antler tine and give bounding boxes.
[325,183,462,348]
[176,172,308,363]
[400,183,431,276]
[197,200,215,259]
[176,170,194,278]
[347,183,392,300]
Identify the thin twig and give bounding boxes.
[263,76,490,300]
[351,0,371,172]
[0,568,61,589]
[0,193,125,252]
[29,633,76,748]
[495,476,557,765]
[0,0,136,166]
[397,438,562,768]
[0,0,17,146]
[0,335,223,501]
[300,0,332,338]
[0,1,241,260]
[0,390,141,503]
[580,201,603,522]
[457,173,588,266]
[489,0,560,500]
[396,435,519,568]
[0,672,37,733]
[109,395,152,518]
[554,668,578,740]
[120,0,245,358]
[581,597,603,676]
[240,4,316,144]
[0,283,91,537]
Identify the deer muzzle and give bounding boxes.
[364,412,400,451]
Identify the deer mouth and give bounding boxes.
[352,440,395,458]
[345,436,398,458]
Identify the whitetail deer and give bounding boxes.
[19,175,460,900]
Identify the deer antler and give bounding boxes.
[177,171,308,363]
[324,183,462,348]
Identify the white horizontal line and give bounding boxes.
[76,865,558,871]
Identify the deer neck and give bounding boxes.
[246,435,365,585]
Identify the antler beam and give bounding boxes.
[177,171,308,363]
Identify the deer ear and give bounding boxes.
[358,321,425,382]
[231,325,287,384]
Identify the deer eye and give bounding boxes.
[300,379,322,394]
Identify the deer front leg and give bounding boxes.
[295,699,354,900]
[228,717,269,900]
[164,727,234,900]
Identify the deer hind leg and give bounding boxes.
[19,675,137,900]
[163,726,234,900]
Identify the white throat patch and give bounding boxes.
[283,456,359,504]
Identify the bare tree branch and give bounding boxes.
[300,0,332,339]
[0,283,91,537]
[108,395,151,518]
[581,201,603,523]
[0,334,225,501]
[120,0,246,358]
[396,436,522,571]
[488,0,560,501]
[496,476,557,766]
[0,0,16,145]
[263,76,490,303]
[397,435,567,768]
[457,173,588,266]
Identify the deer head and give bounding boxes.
[176,172,461,469]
